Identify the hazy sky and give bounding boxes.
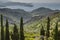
[0,0,60,3]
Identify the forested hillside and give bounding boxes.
[0,12,60,40]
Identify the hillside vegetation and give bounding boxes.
[0,12,60,40]
[0,7,60,40]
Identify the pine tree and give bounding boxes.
[54,22,58,40]
[20,17,24,40]
[46,17,50,40]
[11,23,19,40]
[1,14,4,40]
[5,19,10,40]
[40,26,45,40]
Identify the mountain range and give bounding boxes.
[0,8,32,24]
[0,7,60,24]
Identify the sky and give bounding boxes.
[0,0,60,3]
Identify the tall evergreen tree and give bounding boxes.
[1,14,4,40]
[11,23,19,40]
[20,17,24,40]
[54,22,58,40]
[46,17,50,40]
[40,26,45,40]
[5,19,10,40]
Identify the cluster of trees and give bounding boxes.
[40,17,60,40]
[0,14,60,40]
[1,14,24,40]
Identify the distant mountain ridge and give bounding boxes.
[32,7,53,12]
[0,2,60,12]
[25,7,60,24]
[0,7,60,24]
[31,7,58,16]
[0,8,32,24]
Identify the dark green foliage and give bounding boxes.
[11,24,19,40]
[20,17,25,40]
[40,26,45,40]
[5,19,10,40]
[46,17,50,40]
[57,31,60,40]
[1,14,4,40]
[54,22,58,40]
[40,26,45,36]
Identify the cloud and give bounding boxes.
[0,0,60,3]
[0,0,9,2]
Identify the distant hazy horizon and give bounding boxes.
[0,0,60,12]
[0,3,60,12]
